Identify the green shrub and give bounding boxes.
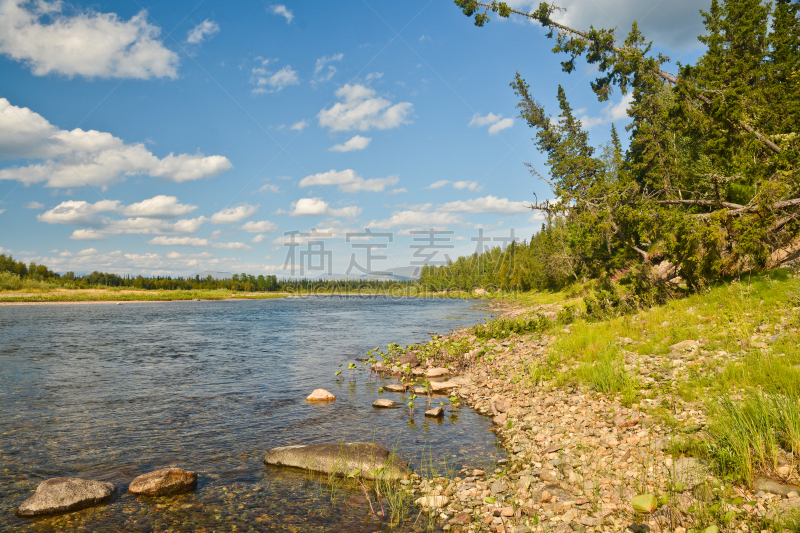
[0,271,22,290]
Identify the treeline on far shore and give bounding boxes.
[0,254,420,293]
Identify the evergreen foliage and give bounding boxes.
[453,0,800,290]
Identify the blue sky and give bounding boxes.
[0,0,710,277]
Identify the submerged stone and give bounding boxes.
[425,406,444,417]
[373,399,399,408]
[129,468,198,496]
[16,478,114,517]
[264,442,411,480]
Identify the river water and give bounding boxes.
[0,296,503,532]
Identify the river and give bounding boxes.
[0,296,503,532]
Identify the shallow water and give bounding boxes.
[0,296,503,531]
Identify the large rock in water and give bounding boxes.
[264,442,411,480]
[129,468,197,496]
[306,389,336,401]
[16,478,114,517]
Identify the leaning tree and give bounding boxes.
[456,0,800,288]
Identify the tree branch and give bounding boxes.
[654,199,745,210]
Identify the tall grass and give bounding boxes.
[707,392,800,484]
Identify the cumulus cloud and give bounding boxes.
[31,247,279,277]
[453,181,481,191]
[241,220,278,233]
[37,197,211,240]
[329,135,371,152]
[0,0,179,79]
[0,98,232,188]
[576,92,633,129]
[148,236,253,250]
[256,183,282,194]
[299,169,398,193]
[438,195,529,215]
[251,64,299,94]
[289,197,361,218]
[469,112,513,135]
[186,19,219,44]
[23,201,44,209]
[368,209,461,229]
[269,5,294,23]
[291,119,308,131]
[210,203,258,224]
[319,84,413,132]
[426,180,481,191]
[120,195,197,218]
[313,53,343,83]
[38,199,120,226]
[68,216,209,240]
[505,0,710,51]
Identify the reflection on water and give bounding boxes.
[0,296,503,531]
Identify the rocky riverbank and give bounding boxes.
[373,297,800,532]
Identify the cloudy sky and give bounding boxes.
[0,0,710,277]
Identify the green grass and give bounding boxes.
[707,392,800,485]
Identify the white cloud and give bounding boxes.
[148,236,253,250]
[256,183,282,194]
[251,64,299,94]
[269,5,294,24]
[289,197,361,218]
[505,0,711,51]
[37,198,213,240]
[0,0,179,79]
[488,118,514,134]
[387,188,407,195]
[186,19,219,44]
[31,247,272,277]
[241,220,278,233]
[291,119,308,131]
[38,199,120,226]
[313,53,343,83]
[453,181,482,191]
[0,98,232,188]
[210,204,258,224]
[319,84,413,132]
[438,195,529,214]
[365,72,383,81]
[368,209,461,229]
[298,169,398,193]
[426,180,481,191]
[251,234,267,243]
[23,201,45,209]
[120,195,197,218]
[469,112,513,134]
[329,135,371,152]
[468,113,503,127]
[68,216,209,240]
[0,209,4,215]
[577,92,634,129]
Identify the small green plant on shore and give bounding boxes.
[472,313,551,339]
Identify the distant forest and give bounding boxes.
[0,254,416,293]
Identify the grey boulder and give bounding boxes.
[16,477,114,517]
[264,442,411,480]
